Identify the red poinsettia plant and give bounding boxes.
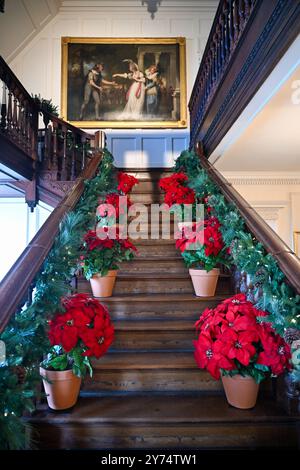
[176,216,229,271]
[194,293,291,383]
[159,172,196,209]
[80,228,137,279]
[41,293,114,377]
[117,171,139,195]
[96,172,138,227]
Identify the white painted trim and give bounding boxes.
[222,172,300,186]
[209,33,300,165]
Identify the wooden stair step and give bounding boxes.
[82,351,217,393]
[30,395,298,449]
[114,319,194,331]
[100,293,228,320]
[78,273,231,295]
[92,352,196,370]
[112,319,196,351]
[120,258,187,273]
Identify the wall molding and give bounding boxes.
[223,172,300,186]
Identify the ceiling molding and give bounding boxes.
[59,0,218,13]
[222,172,300,186]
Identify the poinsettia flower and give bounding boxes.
[117,172,139,194]
[81,323,115,358]
[257,324,292,375]
[194,334,234,380]
[159,172,188,191]
[49,312,79,352]
[216,329,258,366]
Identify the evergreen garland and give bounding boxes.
[175,149,300,336]
[0,149,117,449]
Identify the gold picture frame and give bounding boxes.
[61,37,187,129]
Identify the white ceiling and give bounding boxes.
[215,66,300,172]
[0,0,61,61]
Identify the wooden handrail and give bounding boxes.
[0,151,102,334]
[0,55,98,185]
[196,144,300,294]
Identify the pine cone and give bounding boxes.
[12,366,26,385]
[284,328,300,345]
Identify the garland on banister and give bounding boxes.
[0,149,118,449]
[175,150,300,344]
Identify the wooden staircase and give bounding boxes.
[30,169,299,450]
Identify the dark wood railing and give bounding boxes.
[38,113,95,182]
[189,0,300,154]
[0,148,103,334]
[196,143,300,294]
[0,56,38,175]
[0,56,104,198]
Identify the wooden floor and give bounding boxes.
[31,168,299,449]
[31,395,298,449]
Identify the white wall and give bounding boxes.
[0,199,52,280]
[6,0,217,167]
[223,172,300,251]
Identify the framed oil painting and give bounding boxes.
[61,37,187,128]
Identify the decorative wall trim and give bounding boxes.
[223,173,300,186]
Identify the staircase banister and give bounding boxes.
[195,144,300,294]
[188,0,225,109]
[41,111,94,141]
[0,150,103,334]
[0,55,33,103]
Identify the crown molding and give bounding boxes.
[222,172,300,186]
[59,0,218,13]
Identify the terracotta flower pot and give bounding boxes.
[221,374,259,409]
[177,221,194,230]
[40,367,81,410]
[189,268,220,297]
[90,270,118,297]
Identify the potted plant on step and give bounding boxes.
[80,229,137,297]
[40,293,114,410]
[194,293,291,409]
[159,172,196,231]
[176,216,228,296]
[96,172,138,230]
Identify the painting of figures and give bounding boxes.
[61,37,187,128]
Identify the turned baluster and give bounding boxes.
[220,11,226,66]
[70,137,76,180]
[223,1,231,60]
[30,108,38,161]
[52,121,58,177]
[17,102,24,147]
[6,89,12,134]
[43,124,51,170]
[244,0,250,18]
[81,136,87,170]
[216,23,222,80]
[12,95,18,140]
[238,0,245,31]
[0,83,7,131]
[212,38,217,84]
[233,0,240,43]
[23,105,30,153]
[60,124,68,180]
[25,107,32,154]
[206,54,212,99]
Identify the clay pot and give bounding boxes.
[40,367,81,410]
[221,374,259,409]
[189,268,220,297]
[90,270,118,297]
[177,221,194,230]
